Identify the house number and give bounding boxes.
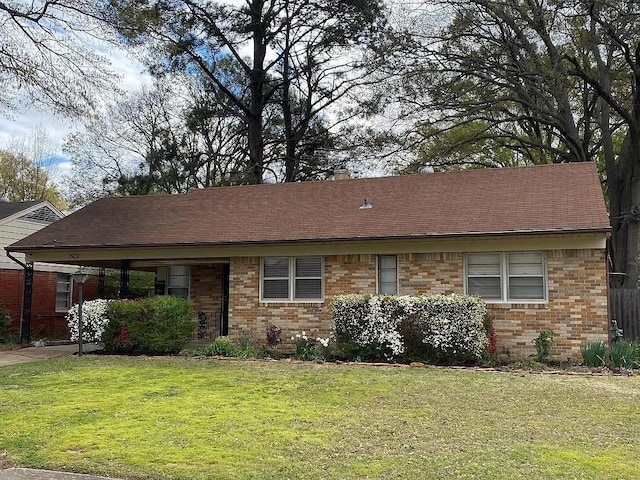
[69,253,80,259]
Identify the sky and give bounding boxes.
[0,46,152,175]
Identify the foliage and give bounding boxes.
[0,303,13,343]
[315,336,333,362]
[609,341,640,369]
[332,294,404,361]
[390,0,640,287]
[0,150,65,208]
[332,294,488,363]
[0,1,111,115]
[266,325,282,349]
[580,341,608,368]
[102,296,194,355]
[534,330,556,364]
[66,299,112,343]
[95,0,391,187]
[291,331,316,361]
[101,268,155,299]
[2,357,640,479]
[199,336,238,358]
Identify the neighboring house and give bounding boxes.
[0,200,98,340]
[6,163,610,359]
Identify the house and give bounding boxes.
[0,200,99,341]
[6,163,610,359]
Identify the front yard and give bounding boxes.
[1,357,639,479]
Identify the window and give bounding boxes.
[56,274,72,311]
[262,257,323,301]
[378,255,397,295]
[167,265,190,298]
[466,252,546,301]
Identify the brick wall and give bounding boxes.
[0,268,99,340]
[224,249,608,360]
[190,264,224,338]
[228,255,376,348]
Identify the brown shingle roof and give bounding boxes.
[7,163,610,251]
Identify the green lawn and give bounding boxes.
[1,357,639,479]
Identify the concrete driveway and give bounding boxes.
[0,468,123,480]
[0,343,101,367]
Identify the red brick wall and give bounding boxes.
[0,268,99,340]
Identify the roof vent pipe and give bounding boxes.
[333,168,351,180]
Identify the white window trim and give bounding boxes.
[376,255,399,295]
[260,257,324,303]
[55,273,73,312]
[464,252,547,303]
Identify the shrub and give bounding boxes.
[0,304,13,343]
[332,294,488,363]
[66,299,111,343]
[407,294,488,363]
[266,325,282,348]
[291,331,316,360]
[609,340,639,369]
[534,329,555,363]
[200,336,238,357]
[332,295,404,361]
[102,296,194,355]
[580,341,607,367]
[315,336,333,361]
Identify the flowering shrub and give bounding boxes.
[292,331,316,360]
[332,295,404,361]
[315,336,333,361]
[332,294,488,363]
[406,294,488,362]
[66,299,111,342]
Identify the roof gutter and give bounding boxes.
[5,249,26,269]
[6,227,613,252]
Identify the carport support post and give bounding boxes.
[119,260,130,299]
[20,262,34,344]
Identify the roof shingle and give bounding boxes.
[7,163,610,251]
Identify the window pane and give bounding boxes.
[263,279,289,299]
[379,282,397,295]
[379,255,396,269]
[467,277,502,299]
[380,270,396,283]
[295,257,322,277]
[56,293,69,310]
[167,288,189,299]
[467,253,500,276]
[295,279,322,299]
[508,277,545,300]
[508,253,543,276]
[264,258,289,278]
[169,265,189,276]
[378,255,398,295]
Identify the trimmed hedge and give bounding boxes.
[102,296,195,355]
[332,294,488,363]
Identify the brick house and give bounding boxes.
[0,200,98,340]
[6,163,610,359]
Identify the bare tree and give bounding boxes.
[390,0,640,287]
[0,0,114,115]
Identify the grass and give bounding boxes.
[1,357,639,479]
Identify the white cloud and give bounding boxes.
[0,47,151,157]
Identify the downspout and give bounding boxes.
[5,250,34,344]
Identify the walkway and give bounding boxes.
[0,343,101,367]
[0,468,122,480]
